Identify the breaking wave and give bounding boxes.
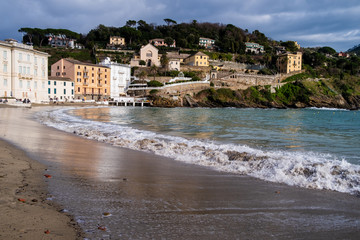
[37,107,360,195]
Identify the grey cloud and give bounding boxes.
[1,0,359,51]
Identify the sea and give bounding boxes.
[38,106,360,196]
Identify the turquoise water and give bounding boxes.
[76,107,360,164]
[40,107,360,194]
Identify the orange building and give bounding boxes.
[51,58,110,100]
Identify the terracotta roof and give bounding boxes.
[64,58,110,68]
[48,76,73,81]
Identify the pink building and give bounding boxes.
[149,38,176,48]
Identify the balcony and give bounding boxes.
[83,69,89,73]
[83,82,89,86]
[83,75,89,79]
[97,76,103,80]
[97,83,103,87]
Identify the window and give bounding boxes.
[3,64,7,73]
[27,81,30,88]
[64,82,66,86]
[42,58,45,65]
[105,89,107,93]
[27,67,30,74]
[34,81,37,89]
[71,82,74,87]
[92,73,94,77]
[105,80,107,84]
[42,70,45,77]
[23,66,26,74]
[56,72,60,76]
[19,53,22,60]
[72,89,74,95]
[48,88,50,94]
[63,66,66,69]
[77,78,81,82]
[77,87,80,92]
[27,54,30,61]
[77,72,81,76]
[34,69,37,76]
[57,66,60,70]
[48,81,51,85]
[3,51,7,59]
[34,57,37,65]
[19,66,22,73]
[78,66,80,69]
[42,82,45,89]
[146,51,152,57]
[19,80,23,88]
[54,89,56,94]
[54,81,56,86]
[64,89,66,94]
[4,79,7,86]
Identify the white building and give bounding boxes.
[0,39,49,103]
[100,57,131,99]
[47,76,75,101]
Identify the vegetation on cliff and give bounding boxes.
[192,78,360,110]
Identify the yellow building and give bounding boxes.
[51,58,110,100]
[277,52,302,74]
[110,36,125,46]
[184,52,209,67]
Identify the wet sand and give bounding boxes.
[1,106,360,239]
[0,139,83,239]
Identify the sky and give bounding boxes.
[1,0,360,52]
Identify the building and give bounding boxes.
[277,52,303,74]
[110,36,125,46]
[0,39,49,103]
[100,57,131,99]
[199,37,215,49]
[184,52,209,67]
[48,35,83,49]
[149,38,176,48]
[47,76,74,101]
[245,42,265,54]
[51,58,111,100]
[130,44,160,67]
[168,58,181,71]
[338,52,350,58]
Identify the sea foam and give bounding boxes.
[37,107,360,195]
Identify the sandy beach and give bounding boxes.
[1,106,360,239]
[0,139,83,239]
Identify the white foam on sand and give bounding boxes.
[37,108,360,195]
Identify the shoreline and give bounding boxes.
[0,139,84,239]
[1,106,360,238]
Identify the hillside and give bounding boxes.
[183,77,360,110]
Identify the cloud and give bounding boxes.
[1,0,360,51]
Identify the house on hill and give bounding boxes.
[130,44,160,67]
[149,38,176,48]
[199,37,215,50]
[276,52,302,74]
[245,42,264,54]
[184,52,209,67]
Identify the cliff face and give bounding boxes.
[150,79,360,110]
[187,79,360,110]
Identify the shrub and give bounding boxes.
[149,89,159,95]
[147,80,163,87]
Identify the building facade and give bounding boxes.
[149,38,176,48]
[110,36,125,46]
[245,42,265,54]
[277,52,303,74]
[0,39,48,103]
[199,37,215,49]
[100,57,131,99]
[184,52,209,67]
[47,76,74,101]
[51,58,110,100]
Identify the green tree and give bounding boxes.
[164,18,177,26]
